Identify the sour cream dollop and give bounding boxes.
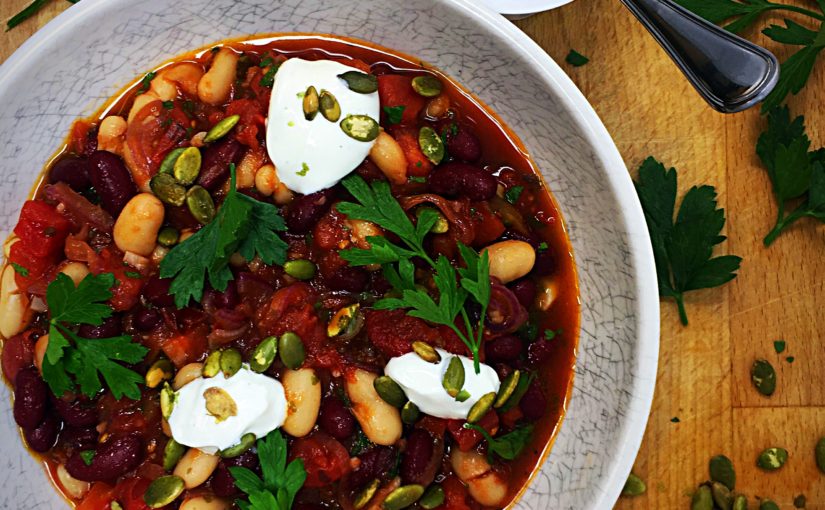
[266,58,380,195]
[168,368,287,453]
[384,349,501,420]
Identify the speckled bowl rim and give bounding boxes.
[488,0,576,16]
[0,1,659,508]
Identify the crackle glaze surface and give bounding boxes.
[0,0,659,508]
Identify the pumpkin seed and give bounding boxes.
[327,304,360,337]
[204,387,237,422]
[143,475,185,508]
[279,331,306,369]
[411,75,443,97]
[732,495,748,510]
[814,437,825,474]
[709,454,736,490]
[418,126,445,165]
[111,503,123,510]
[374,376,407,408]
[159,148,186,175]
[757,447,788,471]
[157,226,179,247]
[442,356,465,398]
[150,173,186,207]
[415,207,448,234]
[382,484,424,510]
[203,351,222,378]
[186,185,216,224]
[203,114,240,143]
[162,438,186,471]
[455,389,471,402]
[494,370,520,408]
[303,86,319,121]
[160,383,177,419]
[794,494,806,508]
[249,336,278,373]
[284,259,317,280]
[320,90,341,122]
[621,473,646,497]
[220,432,256,458]
[220,348,242,378]
[691,485,713,510]
[401,401,420,424]
[412,341,441,363]
[466,392,496,423]
[711,482,733,510]
[145,359,174,389]
[354,479,380,509]
[340,114,380,142]
[751,359,776,396]
[338,71,379,94]
[419,485,445,509]
[760,500,779,510]
[173,146,202,185]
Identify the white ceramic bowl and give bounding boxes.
[0,0,659,508]
[482,0,576,16]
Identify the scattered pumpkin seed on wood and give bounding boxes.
[757,447,788,471]
[621,473,646,497]
[691,485,713,510]
[794,494,807,508]
[709,454,736,490]
[816,437,825,473]
[711,482,733,510]
[732,494,748,510]
[751,359,777,396]
[759,500,779,510]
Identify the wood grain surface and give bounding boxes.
[1,0,823,508]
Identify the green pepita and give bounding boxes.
[621,473,646,497]
[455,389,471,402]
[327,304,360,338]
[160,383,177,420]
[220,348,242,378]
[466,392,496,423]
[711,482,733,510]
[111,503,123,510]
[816,437,825,473]
[250,336,278,373]
[203,351,222,378]
[709,454,736,490]
[340,114,380,142]
[338,71,379,94]
[442,356,465,398]
[691,485,713,510]
[320,90,341,122]
[150,173,186,207]
[303,86,319,121]
[143,475,185,508]
[401,401,420,425]
[162,438,186,471]
[411,341,441,363]
[418,126,445,165]
[382,484,424,510]
[751,359,776,396]
[732,495,748,510]
[145,359,174,389]
[411,75,443,97]
[204,386,237,423]
[204,114,240,143]
[494,370,520,409]
[186,185,216,224]
[284,259,317,280]
[157,226,179,247]
[220,432,256,458]
[374,376,407,408]
[415,207,448,234]
[419,485,445,510]
[159,148,186,175]
[760,500,780,510]
[354,479,381,509]
[173,146,202,185]
[757,447,788,471]
[279,331,306,369]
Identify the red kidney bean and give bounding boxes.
[429,162,496,201]
[519,382,547,422]
[50,156,91,192]
[14,367,48,429]
[485,335,523,364]
[87,150,137,216]
[509,279,537,308]
[65,435,143,482]
[143,276,176,308]
[325,266,368,293]
[53,396,99,427]
[198,139,243,190]
[59,426,99,451]
[527,339,554,366]
[134,308,161,332]
[212,450,259,497]
[24,413,60,452]
[400,429,434,485]
[533,250,556,276]
[285,189,336,234]
[212,308,247,331]
[318,398,356,439]
[446,128,481,162]
[349,446,396,488]
[78,316,121,339]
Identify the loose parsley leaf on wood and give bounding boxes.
[633,157,742,325]
[565,50,589,67]
[230,430,306,510]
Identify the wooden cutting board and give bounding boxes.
[2,0,824,508]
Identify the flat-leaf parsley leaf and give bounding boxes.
[230,430,306,510]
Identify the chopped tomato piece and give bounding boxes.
[1,330,36,383]
[447,410,499,452]
[417,415,448,438]
[13,200,71,258]
[113,477,152,510]
[390,126,434,177]
[439,475,472,510]
[88,248,144,312]
[225,99,266,149]
[377,74,426,125]
[76,482,115,509]
[289,431,351,488]
[470,202,505,246]
[161,326,209,367]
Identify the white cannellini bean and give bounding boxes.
[281,368,321,438]
[97,115,127,154]
[0,264,32,339]
[236,149,265,189]
[180,495,233,510]
[345,369,402,446]
[481,240,536,284]
[128,92,160,123]
[174,448,220,489]
[151,245,170,265]
[346,219,383,250]
[536,276,559,311]
[34,334,49,374]
[173,362,204,390]
[113,193,165,257]
[151,62,204,101]
[57,261,91,286]
[56,463,90,499]
[198,48,239,105]
[369,131,407,185]
[450,450,508,507]
[254,164,294,205]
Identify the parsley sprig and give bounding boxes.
[464,423,535,461]
[336,175,491,373]
[230,430,306,510]
[159,165,288,308]
[633,157,742,325]
[42,273,148,400]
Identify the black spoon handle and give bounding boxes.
[620,0,779,113]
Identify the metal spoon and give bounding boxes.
[620,0,779,113]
